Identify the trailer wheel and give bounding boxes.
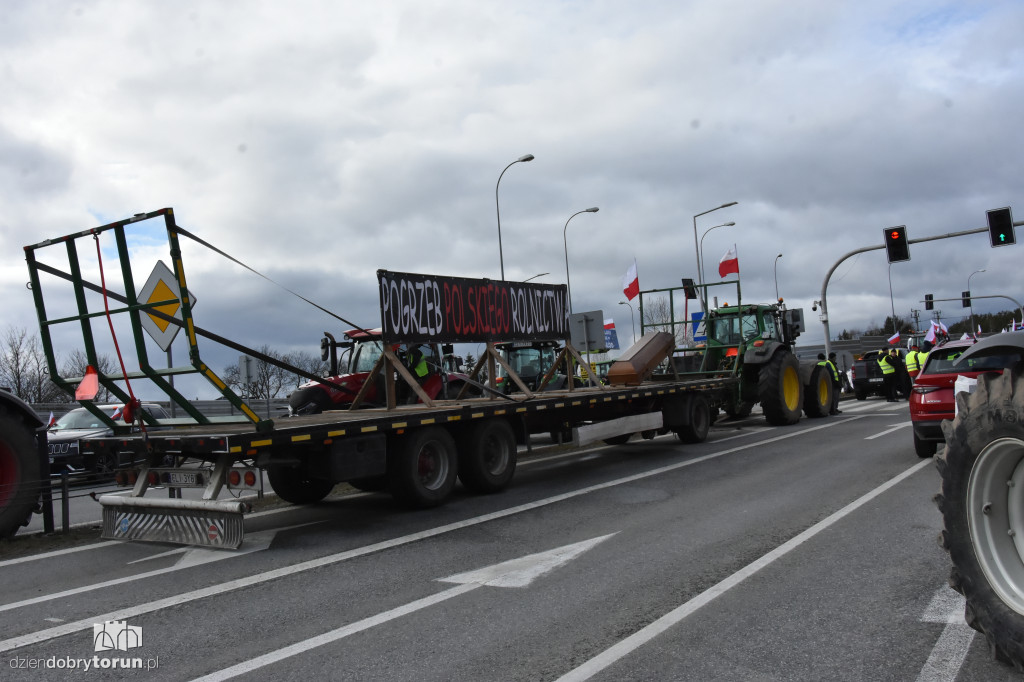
[759,351,803,426]
[936,369,1024,669]
[267,465,334,504]
[0,410,41,538]
[457,420,516,493]
[802,365,832,418]
[675,394,711,444]
[389,427,458,507]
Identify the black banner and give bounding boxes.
[377,270,569,344]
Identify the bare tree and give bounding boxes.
[224,346,290,400]
[640,297,689,346]
[282,350,328,388]
[0,327,66,402]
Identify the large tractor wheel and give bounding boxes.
[802,365,832,418]
[936,369,1024,670]
[758,351,803,426]
[267,465,335,504]
[0,409,42,538]
[457,419,517,493]
[389,427,458,508]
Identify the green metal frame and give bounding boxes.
[24,208,271,433]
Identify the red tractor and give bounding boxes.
[288,329,477,415]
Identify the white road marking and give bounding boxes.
[0,541,120,568]
[916,586,974,682]
[0,415,862,653]
[554,458,933,682]
[190,535,615,682]
[865,422,913,439]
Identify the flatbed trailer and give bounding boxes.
[21,208,741,548]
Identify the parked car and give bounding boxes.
[909,338,1023,457]
[47,403,169,476]
[851,348,910,400]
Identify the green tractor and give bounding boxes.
[701,302,832,424]
[638,281,833,426]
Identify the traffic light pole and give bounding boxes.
[919,295,1024,331]
[819,225,993,357]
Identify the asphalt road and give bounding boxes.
[1,398,1021,681]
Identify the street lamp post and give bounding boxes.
[773,253,783,301]
[563,207,599,313]
[618,301,637,346]
[698,221,736,284]
[969,269,986,333]
[692,202,737,286]
[495,153,535,281]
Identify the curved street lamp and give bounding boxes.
[969,268,986,333]
[698,221,736,284]
[495,154,535,281]
[618,300,637,346]
[692,202,737,286]
[563,207,600,313]
[523,272,548,282]
[774,253,783,301]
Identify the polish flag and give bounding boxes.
[622,260,639,301]
[924,325,936,344]
[718,244,739,278]
[887,331,901,345]
[47,411,56,427]
[604,318,615,331]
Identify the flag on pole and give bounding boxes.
[46,411,56,427]
[622,260,639,301]
[718,244,739,278]
[887,331,900,345]
[925,325,936,344]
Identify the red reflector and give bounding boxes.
[147,471,159,485]
[753,340,765,347]
[228,470,241,486]
[726,348,739,357]
[244,471,257,487]
[127,470,138,485]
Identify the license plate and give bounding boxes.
[869,378,882,383]
[169,472,198,485]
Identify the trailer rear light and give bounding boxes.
[147,471,160,485]
[226,467,259,490]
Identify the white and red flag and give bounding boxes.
[718,244,739,278]
[622,260,639,301]
[887,331,901,345]
[47,411,56,427]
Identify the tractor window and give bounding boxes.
[741,314,761,340]
[711,317,741,345]
[351,341,383,373]
[761,315,777,340]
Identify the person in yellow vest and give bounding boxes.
[906,344,924,381]
[878,347,899,402]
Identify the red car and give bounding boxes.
[909,338,1023,457]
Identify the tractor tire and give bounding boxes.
[457,419,517,493]
[267,465,335,504]
[802,365,832,418]
[0,409,42,539]
[758,351,803,426]
[389,427,458,508]
[288,385,334,415]
[936,369,1024,670]
[674,394,711,444]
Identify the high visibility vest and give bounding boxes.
[825,360,840,382]
[878,356,895,375]
[906,350,921,372]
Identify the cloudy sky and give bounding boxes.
[3,1,1022,398]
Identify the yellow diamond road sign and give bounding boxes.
[138,260,196,352]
